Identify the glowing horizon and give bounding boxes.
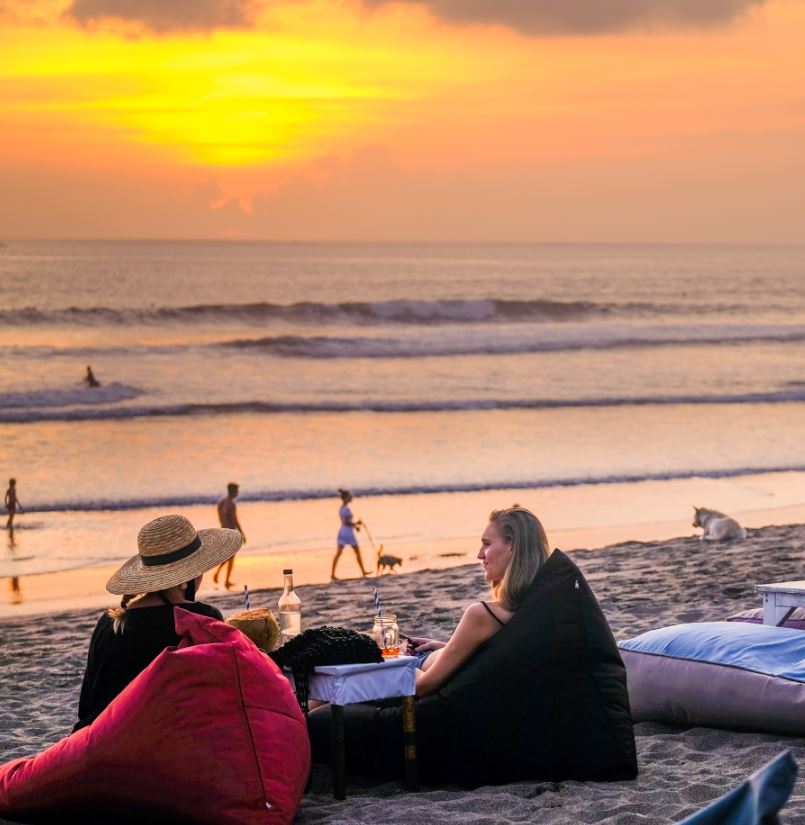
[2,0,804,241]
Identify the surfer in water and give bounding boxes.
[85,366,101,388]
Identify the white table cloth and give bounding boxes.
[304,656,417,704]
[287,656,420,799]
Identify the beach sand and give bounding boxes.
[1,523,805,823]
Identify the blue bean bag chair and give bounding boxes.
[308,549,637,787]
[678,750,797,824]
[620,622,805,734]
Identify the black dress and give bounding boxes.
[74,601,223,732]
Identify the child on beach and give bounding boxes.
[73,514,241,731]
[331,488,370,580]
[4,479,21,529]
[405,504,548,696]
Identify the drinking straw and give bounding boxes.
[244,585,250,611]
[372,586,388,649]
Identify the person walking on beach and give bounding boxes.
[84,365,101,388]
[4,478,21,530]
[214,482,246,588]
[330,489,370,580]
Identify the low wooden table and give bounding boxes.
[756,580,805,626]
[290,656,419,800]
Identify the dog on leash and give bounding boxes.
[376,544,403,574]
[692,507,747,541]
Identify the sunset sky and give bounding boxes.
[1,0,804,241]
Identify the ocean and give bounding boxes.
[2,240,805,589]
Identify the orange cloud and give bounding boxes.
[64,0,256,33]
[360,0,767,34]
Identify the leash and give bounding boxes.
[360,520,378,552]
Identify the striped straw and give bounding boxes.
[244,585,250,611]
[372,586,388,649]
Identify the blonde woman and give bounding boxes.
[406,505,550,697]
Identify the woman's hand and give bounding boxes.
[404,635,446,655]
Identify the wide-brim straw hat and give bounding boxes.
[106,514,242,595]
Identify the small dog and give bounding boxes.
[376,544,403,574]
[692,507,747,541]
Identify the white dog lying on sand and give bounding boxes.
[692,507,747,541]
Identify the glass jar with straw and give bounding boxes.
[372,615,401,657]
[371,586,400,657]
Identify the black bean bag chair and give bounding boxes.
[307,549,637,788]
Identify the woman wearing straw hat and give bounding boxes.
[73,514,241,731]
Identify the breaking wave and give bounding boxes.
[4,389,805,423]
[0,297,748,328]
[0,383,143,410]
[221,325,805,358]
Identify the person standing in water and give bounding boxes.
[213,483,246,588]
[85,366,100,388]
[4,478,21,530]
[331,489,370,580]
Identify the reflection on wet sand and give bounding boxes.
[9,576,21,605]
[6,525,24,605]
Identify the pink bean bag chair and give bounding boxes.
[0,608,310,825]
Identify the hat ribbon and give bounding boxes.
[141,535,202,567]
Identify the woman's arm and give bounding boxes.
[342,507,360,529]
[404,635,445,654]
[414,603,504,697]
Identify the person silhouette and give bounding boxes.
[85,366,101,388]
[213,483,246,588]
[4,479,21,529]
[330,489,370,580]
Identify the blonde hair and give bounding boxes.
[106,582,194,633]
[488,505,550,610]
[107,594,136,634]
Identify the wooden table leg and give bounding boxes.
[330,704,346,800]
[401,695,419,791]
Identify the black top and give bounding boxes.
[74,601,223,731]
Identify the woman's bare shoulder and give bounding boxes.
[466,600,513,623]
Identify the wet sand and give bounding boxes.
[4,470,805,619]
[1,523,805,823]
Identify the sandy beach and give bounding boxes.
[1,522,804,823]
